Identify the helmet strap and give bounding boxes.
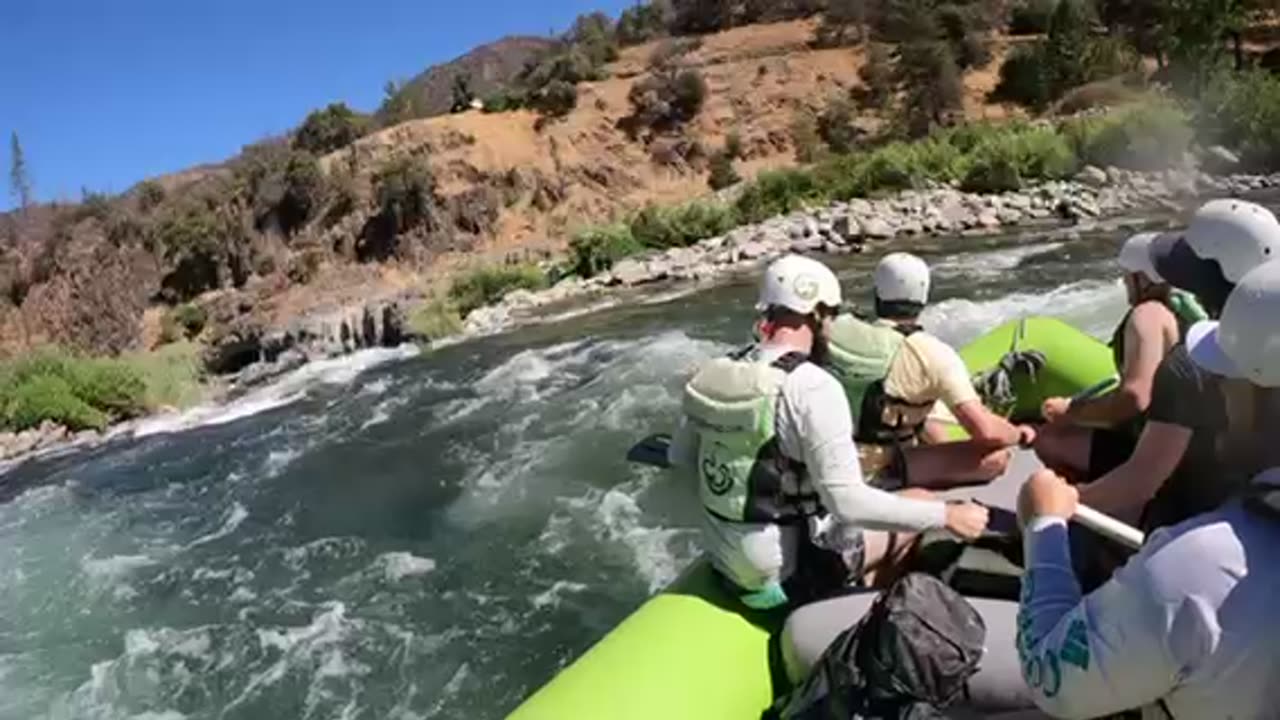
[875,297,925,320]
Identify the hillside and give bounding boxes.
[380,36,558,121]
[0,17,1038,366]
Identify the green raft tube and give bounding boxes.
[508,316,1117,720]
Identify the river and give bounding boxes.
[0,224,1136,719]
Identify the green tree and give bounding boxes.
[9,131,31,210]
[1045,0,1094,96]
[857,42,895,108]
[451,74,475,113]
[896,41,964,136]
[568,11,619,64]
[381,80,414,124]
[1162,0,1246,93]
[294,103,369,155]
[617,1,672,44]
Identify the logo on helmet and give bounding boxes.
[793,274,820,302]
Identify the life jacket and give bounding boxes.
[1109,290,1207,372]
[682,348,822,525]
[824,314,933,446]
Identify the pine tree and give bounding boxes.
[9,131,31,211]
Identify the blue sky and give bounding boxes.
[0,0,634,210]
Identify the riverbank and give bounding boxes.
[3,163,1277,469]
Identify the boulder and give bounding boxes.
[832,213,862,242]
[738,239,772,260]
[861,218,895,239]
[976,211,1001,229]
[791,235,826,253]
[610,258,657,286]
[898,220,924,236]
[1076,165,1109,187]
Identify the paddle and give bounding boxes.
[627,433,672,469]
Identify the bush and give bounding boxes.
[294,103,370,155]
[372,157,438,234]
[627,68,708,131]
[1083,36,1141,82]
[630,201,738,249]
[161,303,207,343]
[0,349,150,432]
[1008,0,1055,34]
[1079,103,1193,171]
[136,180,167,212]
[735,168,823,223]
[530,80,579,120]
[279,151,323,234]
[1057,77,1144,114]
[708,151,742,190]
[448,263,549,317]
[481,92,525,114]
[790,112,824,163]
[817,96,860,153]
[1199,70,1280,171]
[960,154,1023,192]
[408,297,463,341]
[957,123,1075,191]
[120,342,207,410]
[649,37,702,69]
[857,43,895,109]
[991,44,1051,109]
[618,2,671,45]
[568,223,643,277]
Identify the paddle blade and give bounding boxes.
[627,434,672,468]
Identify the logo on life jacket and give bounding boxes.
[702,441,735,495]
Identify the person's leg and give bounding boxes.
[1031,424,1094,477]
[859,488,932,588]
[898,440,1014,490]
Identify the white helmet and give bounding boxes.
[756,254,842,315]
[1187,260,1280,387]
[1183,199,1280,282]
[874,252,931,305]
[1117,232,1164,283]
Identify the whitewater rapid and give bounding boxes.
[0,228,1132,719]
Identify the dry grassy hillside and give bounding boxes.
[329,19,1024,273]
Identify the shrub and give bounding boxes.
[960,154,1023,193]
[0,349,150,432]
[161,303,207,343]
[372,157,438,234]
[626,68,708,131]
[649,37,702,69]
[991,43,1051,109]
[568,11,620,66]
[630,201,738,249]
[724,130,744,159]
[530,80,579,120]
[1083,36,1141,82]
[481,92,525,114]
[136,180,167,212]
[294,103,370,155]
[708,151,742,190]
[857,43,895,109]
[1008,0,1055,35]
[618,2,671,45]
[817,96,860,153]
[813,0,866,48]
[408,297,463,341]
[1057,76,1144,114]
[568,223,643,277]
[790,112,824,163]
[449,263,549,317]
[120,342,207,410]
[1079,103,1193,171]
[735,168,823,223]
[1199,70,1280,171]
[278,151,323,234]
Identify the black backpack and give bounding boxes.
[769,573,987,720]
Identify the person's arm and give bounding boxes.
[1077,420,1191,519]
[1061,304,1167,428]
[1016,472,1182,718]
[1017,518,1182,718]
[787,371,949,532]
[921,333,1029,445]
[953,400,1025,447]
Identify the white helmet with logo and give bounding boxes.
[1183,199,1280,283]
[1188,260,1280,388]
[1117,232,1164,283]
[874,252,931,305]
[757,254,842,315]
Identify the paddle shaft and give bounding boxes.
[1073,504,1145,550]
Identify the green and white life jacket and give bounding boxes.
[682,349,821,525]
[824,314,933,445]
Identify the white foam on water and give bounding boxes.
[186,502,249,549]
[593,486,695,593]
[360,395,412,431]
[129,712,186,720]
[81,554,156,583]
[378,552,437,582]
[262,446,303,477]
[357,378,391,397]
[922,279,1126,348]
[131,345,420,439]
[930,240,1067,280]
[530,580,588,610]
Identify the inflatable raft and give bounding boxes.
[508,317,1118,720]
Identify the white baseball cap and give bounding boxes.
[1117,232,1163,283]
[1187,260,1280,387]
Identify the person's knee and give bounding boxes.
[1031,428,1067,465]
